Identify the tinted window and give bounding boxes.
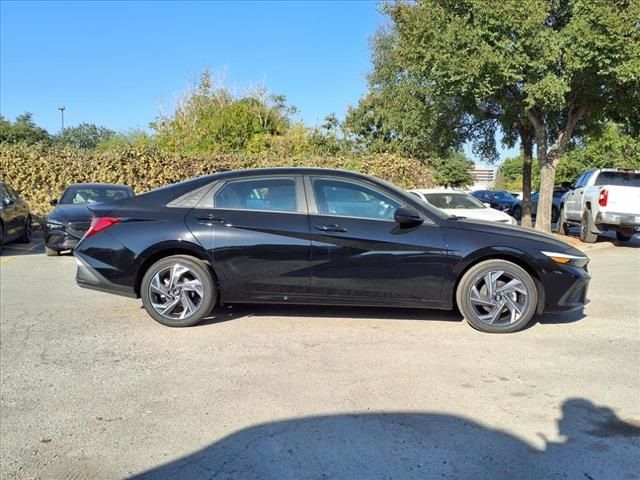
[312,178,401,220]
[214,178,297,212]
[487,191,513,201]
[424,193,484,209]
[60,186,133,205]
[593,171,640,187]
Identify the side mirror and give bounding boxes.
[561,182,572,190]
[2,198,14,206]
[483,202,491,208]
[50,199,58,206]
[394,207,424,227]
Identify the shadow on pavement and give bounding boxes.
[130,398,640,480]
[198,304,463,327]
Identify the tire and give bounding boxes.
[551,206,559,224]
[17,215,32,243]
[512,205,522,221]
[555,206,570,235]
[140,255,216,327]
[45,246,60,256]
[616,230,632,242]
[579,210,598,243]
[456,259,538,333]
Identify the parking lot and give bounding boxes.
[1,233,639,480]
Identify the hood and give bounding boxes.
[448,217,579,253]
[46,204,92,223]
[441,207,514,223]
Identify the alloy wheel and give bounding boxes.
[148,263,205,320]
[467,269,530,327]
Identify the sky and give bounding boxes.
[0,0,517,164]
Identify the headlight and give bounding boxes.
[541,251,589,268]
[46,221,64,230]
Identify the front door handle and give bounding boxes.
[196,214,226,224]
[315,224,347,233]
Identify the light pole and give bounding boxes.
[58,106,65,132]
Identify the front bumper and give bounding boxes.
[45,221,90,251]
[542,263,590,313]
[595,211,640,228]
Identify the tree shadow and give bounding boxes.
[129,398,640,480]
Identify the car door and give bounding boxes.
[565,172,589,220]
[305,175,448,306]
[185,175,312,301]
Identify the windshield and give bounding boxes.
[593,171,640,187]
[487,191,513,200]
[60,186,133,205]
[424,193,485,210]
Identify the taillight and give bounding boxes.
[85,217,121,239]
[598,189,608,207]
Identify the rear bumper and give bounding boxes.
[595,211,640,228]
[75,253,137,298]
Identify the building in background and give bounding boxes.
[468,165,495,191]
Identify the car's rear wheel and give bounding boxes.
[580,210,598,243]
[616,229,633,242]
[456,259,538,333]
[141,255,216,327]
[551,206,559,224]
[17,215,32,243]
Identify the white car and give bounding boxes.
[558,168,640,243]
[409,189,518,225]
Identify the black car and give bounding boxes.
[0,182,33,251]
[44,183,134,256]
[471,190,523,220]
[74,168,590,333]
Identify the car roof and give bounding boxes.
[410,188,469,194]
[66,183,133,189]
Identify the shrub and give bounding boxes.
[0,143,434,214]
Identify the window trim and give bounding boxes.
[304,175,411,223]
[194,175,307,214]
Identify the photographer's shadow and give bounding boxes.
[131,398,640,480]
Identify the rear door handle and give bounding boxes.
[315,224,347,233]
[196,214,226,224]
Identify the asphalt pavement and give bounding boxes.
[1,232,639,479]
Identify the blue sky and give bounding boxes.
[1,0,516,164]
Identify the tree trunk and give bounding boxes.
[536,157,557,233]
[520,133,533,228]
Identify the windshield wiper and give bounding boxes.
[448,214,467,220]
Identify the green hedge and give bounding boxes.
[0,143,435,214]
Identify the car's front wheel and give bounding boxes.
[512,205,522,221]
[456,259,538,333]
[616,229,633,242]
[17,215,32,243]
[141,255,217,327]
[555,206,570,235]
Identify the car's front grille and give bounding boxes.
[66,222,91,238]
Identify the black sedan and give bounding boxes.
[471,190,523,220]
[74,168,590,333]
[1,182,32,251]
[44,183,134,256]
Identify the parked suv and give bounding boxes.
[557,169,640,243]
[0,182,33,251]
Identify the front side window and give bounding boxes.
[214,177,298,212]
[311,178,402,221]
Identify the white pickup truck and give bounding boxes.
[557,168,640,243]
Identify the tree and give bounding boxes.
[384,0,640,232]
[55,123,115,149]
[0,113,50,145]
[433,151,475,187]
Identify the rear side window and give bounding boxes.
[593,171,640,187]
[214,178,298,212]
